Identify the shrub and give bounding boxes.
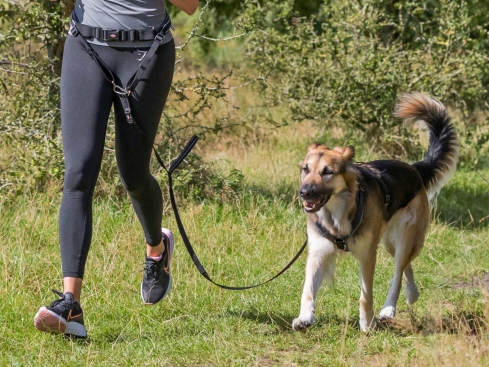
[240,0,489,161]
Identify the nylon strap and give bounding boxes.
[159,136,308,290]
[313,188,365,252]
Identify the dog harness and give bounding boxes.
[313,188,365,252]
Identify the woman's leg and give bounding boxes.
[34,35,113,338]
[103,40,176,304]
[112,40,176,250]
[59,36,114,293]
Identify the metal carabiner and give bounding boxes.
[112,83,130,96]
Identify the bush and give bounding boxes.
[240,0,489,161]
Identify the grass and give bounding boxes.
[1,126,489,366]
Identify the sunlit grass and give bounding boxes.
[1,132,488,365]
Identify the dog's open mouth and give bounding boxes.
[302,196,330,213]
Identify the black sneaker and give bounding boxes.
[34,289,87,338]
[141,228,174,305]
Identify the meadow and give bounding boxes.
[1,1,489,365]
[1,124,488,366]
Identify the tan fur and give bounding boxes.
[292,93,458,332]
[293,139,431,332]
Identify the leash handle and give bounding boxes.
[169,135,199,174]
[167,135,308,290]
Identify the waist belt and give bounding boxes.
[69,12,172,133]
[71,13,173,42]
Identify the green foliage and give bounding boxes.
[2,0,489,197]
[0,0,66,192]
[241,0,489,160]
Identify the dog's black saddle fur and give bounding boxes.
[357,160,423,221]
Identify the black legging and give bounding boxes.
[59,34,175,278]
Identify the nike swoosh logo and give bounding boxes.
[67,309,83,322]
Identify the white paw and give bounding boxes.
[359,314,376,332]
[292,314,316,331]
[378,306,396,321]
[404,284,419,305]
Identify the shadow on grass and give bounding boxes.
[436,184,489,230]
[381,308,488,338]
[224,308,357,333]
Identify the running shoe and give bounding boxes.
[34,289,87,338]
[141,228,174,304]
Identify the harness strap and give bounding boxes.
[70,13,172,131]
[72,22,167,42]
[313,189,365,252]
[375,175,390,207]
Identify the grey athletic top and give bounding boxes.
[73,0,173,47]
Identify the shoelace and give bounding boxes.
[49,289,73,310]
[143,259,162,282]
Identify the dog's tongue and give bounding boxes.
[305,201,317,209]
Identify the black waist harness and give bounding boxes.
[72,21,169,43]
[69,12,173,133]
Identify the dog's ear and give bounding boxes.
[343,166,358,192]
[306,142,328,152]
[343,146,355,160]
[333,146,355,160]
[306,143,320,152]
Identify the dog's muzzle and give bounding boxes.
[299,184,331,213]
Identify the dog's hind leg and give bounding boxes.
[403,263,419,305]
[379,197,428,321]
[383,240,419,306]
[378,246,411,321]
[292,239,336,331]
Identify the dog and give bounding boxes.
[292,93,459,332]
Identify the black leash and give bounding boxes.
[70,15,307,290]
[162,135,308,290]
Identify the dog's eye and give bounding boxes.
[302,165,309,174]
[322,168,334,176]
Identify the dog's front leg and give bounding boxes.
[292,239,335,331]
[355,247,377,332]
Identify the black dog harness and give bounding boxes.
[313,189,365,252]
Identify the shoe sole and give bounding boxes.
[34,307,87,338]
[141,228,175,305]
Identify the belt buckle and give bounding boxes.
[103,29,120,41]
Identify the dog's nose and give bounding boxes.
[300,185,313,199]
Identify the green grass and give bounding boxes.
[1,135,489,366]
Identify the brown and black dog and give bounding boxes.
[292,93,459,332]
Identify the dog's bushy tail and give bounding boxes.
[394,92,460,202]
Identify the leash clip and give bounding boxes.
[113,83,130,96]
[333,238,349,251]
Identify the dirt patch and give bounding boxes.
[453,273,489,290]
